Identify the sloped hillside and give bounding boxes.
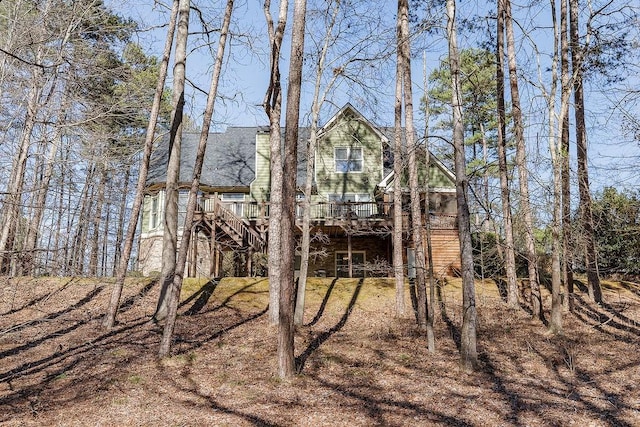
[1,276,639,426]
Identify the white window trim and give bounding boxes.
[149,193,162,230]
[334,146,363,173]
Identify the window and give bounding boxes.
[336,251,366,278]
[150,194,160,229]
[296,192,305,218]
[221,193,245,217]
[328,193,371,203]
[178,191,188,225]
[334,147,363,172]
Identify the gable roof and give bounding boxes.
[319,103,390,145]
[147,127,310,191]
[145,104,456,193]
[376,128,456,192]
[147,127,257,191]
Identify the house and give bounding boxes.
[138,104,460,278]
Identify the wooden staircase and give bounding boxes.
[202,196,265,254]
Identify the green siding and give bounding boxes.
[315,115,383,200]
[427,162,455,188]
[399,157,456,190]
[250,132,271,202]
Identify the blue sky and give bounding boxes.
[115,0,638,191]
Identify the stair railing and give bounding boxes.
[208,195,266,252]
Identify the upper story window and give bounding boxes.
[150,194,160,229]
[334,147,363,173]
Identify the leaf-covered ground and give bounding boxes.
[1,275,639,426]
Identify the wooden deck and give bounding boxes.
[196,197,457,231]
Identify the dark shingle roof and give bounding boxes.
[147,127,310,190]
[147,128,258,189]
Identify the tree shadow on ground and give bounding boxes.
[572,279,589,293]
[119,279,158,312]
[528,340,635,427]
[437,280,461,351]
[181,279,268,317]
[0,279,160,391]
[296,278,363,373]
[170,279,269,352]
[0,317,153,410]
[618,280,640,299]
[571,294,640,341]
[182,280,219,315]
[0,278,170,421]
[175,306,268,352]
[215,279,268,310]
[161,357,281,427]
[0,285,106,357]
[1,277,77,316]
[194,395,281,427]
[494,278,509,302]
[477,352,525,426]
[308,375,476,426]
[306,277,339,327]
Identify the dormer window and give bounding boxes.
[334,147,363,172]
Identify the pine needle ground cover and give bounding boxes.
[1,276,639,426]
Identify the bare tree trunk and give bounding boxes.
[504,0,542,320]
[569,0,602,303]
[496,0,519,310]
[447,0,478,371]
[64,157,79,275]
[101,187,111,276]
[398,0,427,332]
[71,164,97,275]
[51,141,68,273]
[112,166,131,275]
[422,52,435,352]
[0,64,43,273]
[22,122,64,275]
[103,0,178,328]
[89,165,107,276]
[392,27,405,318]
[295,0,340,326]
[263,0,289,325]
[61,147,74,275]
[154,0,190,322]
[277,0,307,380]
[548,0,563,334]
[159,0,234,357]
[560,0,573,310]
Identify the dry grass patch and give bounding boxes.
[1,275,639,426]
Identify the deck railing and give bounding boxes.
[198,196,457,229]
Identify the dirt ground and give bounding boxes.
[1,275,639,426]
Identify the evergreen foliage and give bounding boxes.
[592,187,640,276]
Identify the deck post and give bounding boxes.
[247,247,253,277]
[348,230,353,278]
[210,217,217,277]
[189,228,197,277]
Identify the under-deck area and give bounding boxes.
[190,195,459,279]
